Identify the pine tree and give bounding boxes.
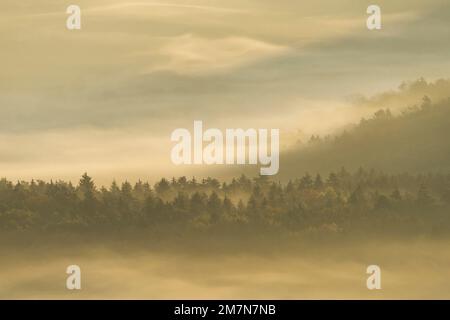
[416,183,433,207]
[314,174,324,189]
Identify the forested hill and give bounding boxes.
[278,96,450,180]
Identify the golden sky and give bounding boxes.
[1,0,449,184]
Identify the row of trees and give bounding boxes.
[1,169,450,234]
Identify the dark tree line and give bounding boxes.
[1,169,450,235]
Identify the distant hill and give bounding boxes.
[277,96,450,179]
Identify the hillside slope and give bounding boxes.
[278,97,450,179]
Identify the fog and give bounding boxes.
[2,236,450,299]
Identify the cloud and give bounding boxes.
[144,34,290,75]
[9,1,246,19]
[88,1,246,15]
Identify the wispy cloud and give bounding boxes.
[144,34,290,75]
[11,1,246,19]
[88,1,246,14]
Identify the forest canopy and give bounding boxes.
[1,169,450,237]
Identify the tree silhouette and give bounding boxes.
[0,170,448,235]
